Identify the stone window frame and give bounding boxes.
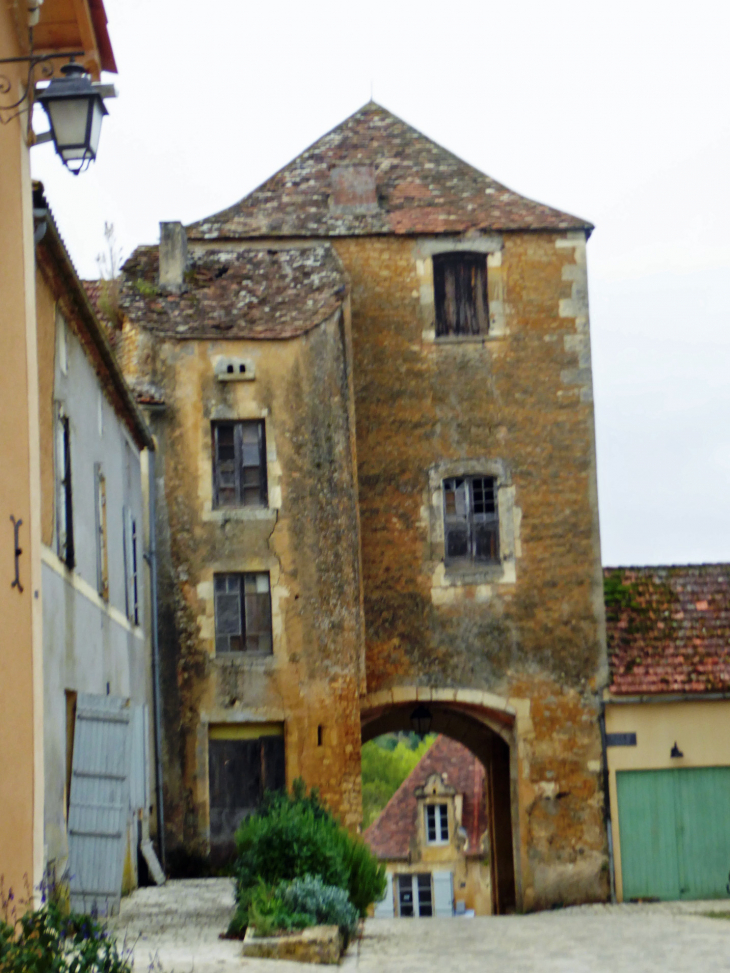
[427,458,518,588]
[202,406,283,522]
[414,236,506,344]
[424,802,450,845]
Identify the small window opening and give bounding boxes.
[443,475,499,565]
[239,363,246,373]
[214,572,273,654]
[212,420,268,508]
[433,252,489,337]
[227,363,234,374]
[426,803,449,844]
[317,725,323,747]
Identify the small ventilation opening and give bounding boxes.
[239,364,246,373]
[317,725,323,747]
[227,364,234,374]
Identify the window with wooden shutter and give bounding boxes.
[214,572,272,654]
[433,252,489,337]
[212,420,267,508]
[56,411,75,568]
[94,463,109,599]
[443,475,499,565]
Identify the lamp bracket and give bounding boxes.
[0,50,84,124]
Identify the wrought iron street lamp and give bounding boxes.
[0,52,114,174]
[36,61,107,174]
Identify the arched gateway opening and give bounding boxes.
[361,689,518,915]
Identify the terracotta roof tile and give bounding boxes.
[605,565,730,695]
[119,245,348,341]
[363,736,487,860]
[188,103,592,241]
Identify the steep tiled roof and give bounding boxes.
[188,103,592,240]
[363,736,487,860]
[119,245,348,340]
[605,565,730,695]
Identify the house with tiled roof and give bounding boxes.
[603,565,730,904]
[364,735,491,917]
[112,101,609,912]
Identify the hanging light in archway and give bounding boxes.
[410,704,432,738]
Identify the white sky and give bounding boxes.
[31,0,730,568]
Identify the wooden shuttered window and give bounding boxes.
[214,572,272,654]
[57,412,75,568]
[212,420,267,508]
[433,252,489,337]
[443,475,499,565]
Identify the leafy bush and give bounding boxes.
[248,881,315,938]
[0,884,132,973]
[336,833,386,918]
[280,876,359,945]
[228,779,386,935]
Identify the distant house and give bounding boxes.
[604,565,730,903]
[364,736,491,917]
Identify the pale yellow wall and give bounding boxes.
[605,699,730,901]
[0,3,44,900]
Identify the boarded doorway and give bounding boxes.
[208,723,285,862]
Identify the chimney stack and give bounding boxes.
[158,222,187,293]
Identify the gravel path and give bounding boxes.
[110,879,730,972]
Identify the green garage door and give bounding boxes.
[617,767,730,901]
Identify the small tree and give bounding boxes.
[95,221,124,329]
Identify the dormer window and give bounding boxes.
[425,803,449,844]
[433,252,489,337]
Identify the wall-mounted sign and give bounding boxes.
[606,732,637,747]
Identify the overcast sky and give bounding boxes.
[31,0,730,568]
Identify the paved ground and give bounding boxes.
[110,879,730,972]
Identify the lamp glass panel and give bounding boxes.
[87,97,104,157]
[47,97,92,154]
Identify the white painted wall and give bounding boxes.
[42,313,151,876]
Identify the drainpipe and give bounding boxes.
[147,449,166,870]
[598,700,616,903]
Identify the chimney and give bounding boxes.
[158,222,187,293]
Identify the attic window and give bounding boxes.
[329,166,378,215]
[433,252,489,337]
[426,804,449,844]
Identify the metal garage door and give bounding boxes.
[617,767,730,901]
[67,693,131,916]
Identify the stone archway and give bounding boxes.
[360,687,519,914]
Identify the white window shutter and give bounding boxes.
[374,872,394,918]
[433,871,454,917]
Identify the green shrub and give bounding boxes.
[0,885,132,973]
[336,833,387,918]
[280,875,358,945]
[228,779,386,934]
[248,881,315,938]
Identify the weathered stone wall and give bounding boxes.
[129,304,365,858]
[330,232,608,908]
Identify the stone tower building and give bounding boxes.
[118,103,608,911]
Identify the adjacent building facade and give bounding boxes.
[365,735,491,917]
[0,0,118,904]
[34,188,159,912]
[604,564,730,903]
[119,103,609,910]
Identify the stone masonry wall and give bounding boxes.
[332,232,608,908]
[127,306,364,859]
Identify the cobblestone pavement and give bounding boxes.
[110,879,730,972]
